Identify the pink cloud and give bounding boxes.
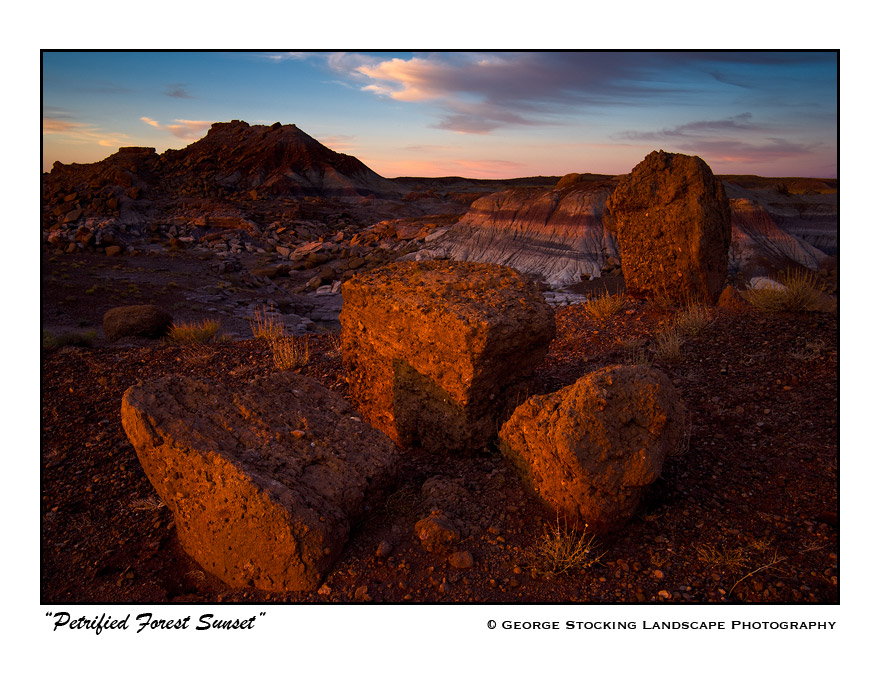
[141,117,212,140]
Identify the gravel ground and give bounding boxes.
[40,292,838,604]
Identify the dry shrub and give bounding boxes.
[271,334,310,371]
[167,319,221,344]
[669,413,692,459]
[654,327,682,361]
[249,305,285,340]
[624,347,653,367]
[43,330,98,349]
[695,544,750,571]
[583,290,626,319]
[526,515,604,577]
[617,336,652,365]
[744,268,824,312]
[675,303,713,336]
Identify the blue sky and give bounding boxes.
[42,51,838,178]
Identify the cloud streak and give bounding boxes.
[328,52,835,140]
[616,113,764,141]
[141,116,212,140]
[164,83,195,99]
[43,116,130,147]
[333,52,700,133]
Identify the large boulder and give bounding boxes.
[340,260,555,453]
[102,304,172,341]
[607,151,731,304]
[498,365,685,533]
[121,373,399,592]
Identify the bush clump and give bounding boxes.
[583,290,626,319]
[744,268,824,312]
[167,319,221,344]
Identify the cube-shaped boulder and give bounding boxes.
[121,372,399,592]
[340,261,555,453]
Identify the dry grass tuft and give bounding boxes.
[271,334,310,371]
[669,413,692,459]
[249,305,286,340]
[695,543,751,571]
[654,327,682,361]
[43,330,98,349]
[744,268,824,313]
[526,515,604,577]
[675,303,714,336]
[583,290,626,319]
[167,319,221,344]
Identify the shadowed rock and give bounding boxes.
[499,365,685,533]
[608,151,731,304]
[121,373,399,592]
[340,260,555,453]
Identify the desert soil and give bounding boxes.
[40,246,838,604]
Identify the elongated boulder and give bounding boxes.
[499,365,684,533]
[608,150,731,304]
[340,260,555,453]
[121,372,399,592]
[103,304,172,341]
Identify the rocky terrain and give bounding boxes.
[41,124,838,604]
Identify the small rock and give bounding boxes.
[317,584,331,596]
[414,513,460,553]
[449,551,474,569]
[376,540,394,558]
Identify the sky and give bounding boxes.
[41,51,838,179]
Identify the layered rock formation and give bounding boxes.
[723,178,838,255]
[42,120,404,233]
[499,365,685,533]
[607,151,731,304]
[340,261,555,453]
[421,176,618,286]
[728,197,829,272]
[120,373,399,592]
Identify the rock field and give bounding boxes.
[40,129,839,604]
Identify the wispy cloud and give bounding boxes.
[676,138,819,165]
[43,116,130,147]
[165,83,195,99]
[265,52,313,62]
[616,113,764,141]
[614,112,819,167]
[326,52,834,137]
[317,134,357,152]
[141,116,212,140]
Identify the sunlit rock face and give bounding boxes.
[499,365,685,534]
[607,151,732,305]
[426,178,619,287]
[340,261,555,454]
[121,373,399,592]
